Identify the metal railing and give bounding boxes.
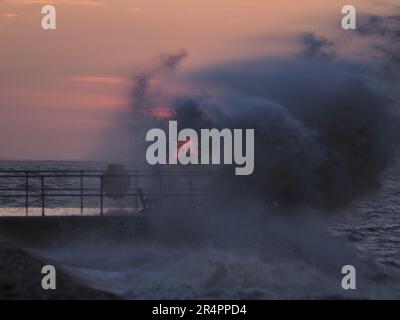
[0,170,211,216]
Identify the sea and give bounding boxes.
[0,160,399,299]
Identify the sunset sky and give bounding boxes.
[0,0,397,160]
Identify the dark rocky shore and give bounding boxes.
[0,239,118,299]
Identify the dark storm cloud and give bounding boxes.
[172,97,213,130]
[160,49,188,71]
[124,20,400,209]
[299,32,336,61]
[130,49,188,112]
[170,55,399,208]
[111,50,188,165]
[356,13,400,80]
[357,14,400,40]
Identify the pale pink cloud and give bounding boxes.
[26,90,129,109]
[67,76,129,86]
[0,13,18,18]
[0,87,129,110]
[127,7,143,13]
[4,0,103,6]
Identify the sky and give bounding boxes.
[0,0,397,160]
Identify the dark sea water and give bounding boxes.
[331,161,400,288]
[0,160,399,299]
[0,161,106,216]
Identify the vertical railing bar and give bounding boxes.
[100,176,104,216]
[134,174,138,213]
[80,171,83,214]
[41,176,45,217]
[0,170,211,217]
[25,171,28,216]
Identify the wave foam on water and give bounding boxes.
[28,203,400,299]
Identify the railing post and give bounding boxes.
[100,176,104,216]
[134,174,138,213]
[41,176,45,217]
[80,171,83,214]
[25,171,28,216]
[159,174,163,204]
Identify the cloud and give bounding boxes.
[130,49,188,112]
[299,32,336,61]
[107,7,400,210]
[67,76,129,86]
[357,14,400,40]
[355,13,400,81]
[120,40,399,209]
[0,13,18,18]
[4,0,103,6]
[127,8,143,13]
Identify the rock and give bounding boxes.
[0,238,119,299]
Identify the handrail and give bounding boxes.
[0,170,211,216]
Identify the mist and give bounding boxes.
[114,24,400,209]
